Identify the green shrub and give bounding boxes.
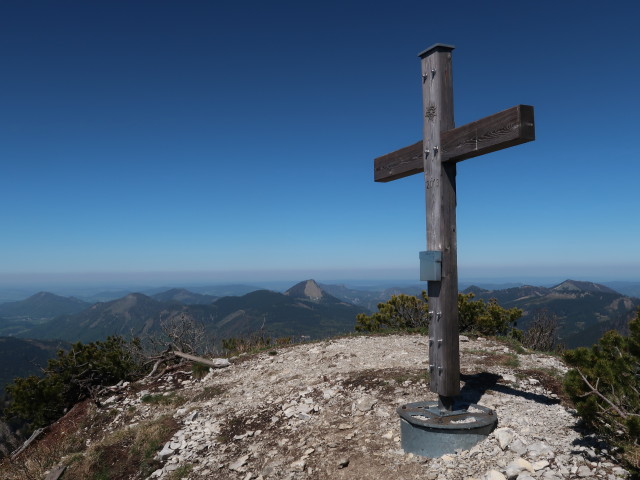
[355,291,522,337]
[191,362,210,379]
[564,307,640,471]
[458,293,522,336]
[355,292,429,332]
[5,336,145,429]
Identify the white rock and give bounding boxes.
[484,470,506,480]
[532,460,549,471]
[322,388,336,399]
[509,439,528,456]
[459,335,470,342]
[155,442,174,461]
[577,465,592,477]
[527,441,554,459]
[356,395,377,412]
[229,454,250,472]
[211,358,231,367]
[505,458,534,479]
[290,459,306,472]
[494,428,515,450]
[515,474,535,480]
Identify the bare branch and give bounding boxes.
[577,368,629,419]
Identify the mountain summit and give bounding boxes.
[284,279,325,301]
[0,292,89,319]
[551,279,619,295]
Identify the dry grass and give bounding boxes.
[0,399,180,480]
[63,414,179,480]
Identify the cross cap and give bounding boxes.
[418,43,456,58]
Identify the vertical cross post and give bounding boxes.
[420,44,459,406]
[373,43,534,456]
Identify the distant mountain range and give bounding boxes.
[318,283,426,311]
[1,279,638,351]
[0,278,639,403]
[461,279,640,348]
[151,288,218,305]
[4,280,366,345]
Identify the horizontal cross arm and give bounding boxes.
[373,105,535,182]
[441,104,535,163]
[373,140,423,182]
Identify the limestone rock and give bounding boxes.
[484,469,507,480]
[290,459,306,472]
[229,454,250,472]
[505,458,534,479]
[494,428,515,450]
[356,395,377,412]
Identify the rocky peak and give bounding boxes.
[7,335,630,480]
[284,279,325,301]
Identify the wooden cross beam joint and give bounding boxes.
[374,104,535,183]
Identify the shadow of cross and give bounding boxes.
[373,44,535,411]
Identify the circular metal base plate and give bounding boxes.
[397,400,498,457]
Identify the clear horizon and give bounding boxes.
[2,2,639,287]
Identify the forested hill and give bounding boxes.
[11,280,366,345]
[462,279,640,348]
[0,337,68,396]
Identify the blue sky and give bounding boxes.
[1,0,639,287]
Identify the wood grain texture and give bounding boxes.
[373,141,423,182]
[441,104,535,163]
[421,45,461,398]
[373,105,534,182]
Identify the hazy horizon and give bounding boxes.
[0,267,639,301]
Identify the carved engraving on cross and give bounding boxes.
[374,44,535,410]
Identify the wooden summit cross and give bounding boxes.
[374,44,535,410]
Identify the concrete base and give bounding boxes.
[397,401,497,457]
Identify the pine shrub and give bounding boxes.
[564,307,640,470]
[355,292,429,332]
[5,336,145,429]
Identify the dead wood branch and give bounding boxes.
[10,428,44,460]
[173,350,230,368]
[577,368,629,419]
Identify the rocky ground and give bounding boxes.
[14,334,632,479]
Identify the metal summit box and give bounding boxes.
[419,251,442,281]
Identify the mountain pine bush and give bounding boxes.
[564,307,640,470]
[355,292,429,332]
[457,293,522,336]
[5,336,145,429]
[355,291,522,337]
